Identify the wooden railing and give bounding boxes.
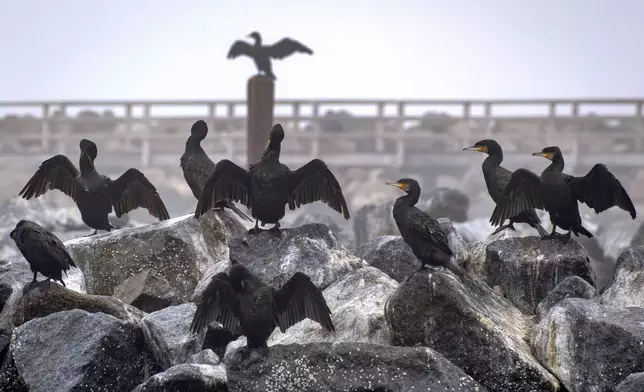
[0,98,643,168]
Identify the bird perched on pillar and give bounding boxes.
[227,31,313,80]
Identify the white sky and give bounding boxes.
[0,0,643,102]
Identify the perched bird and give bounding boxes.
[190,262,334,348]
[491,146,636,242]
[19,139,170,236]
[180,120,252,222]
[227,31,313,80]
[385,178,465,281]
[195,124,350,237]
[10,220,77,287]
[463,139,548,237]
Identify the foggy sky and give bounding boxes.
[1,0,643,101]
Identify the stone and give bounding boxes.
[186,349,220,366]
[132,364,227,392]
[532,298,644,392]
[601,246,644,308]
[353,236,419,282]
[113,268,183,313]
[616,372,644,392]
[535,276,597,320]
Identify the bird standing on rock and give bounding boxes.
[227,31,313,80]
[10,220,77,288]
[194,123,350,237]
[190,262,334,349]
[491,146,636,242]
[386,178,465,281]
[180,120,252,222]
[463,139,548,237]
[18,139,170,236]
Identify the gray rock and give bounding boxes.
[484,237,594,314]
[532,298,644,392]
[290,204,355,248]
[616,372,644,392]
[113,268,183,313]
[142,303,203,370]
[228,223,366,290]
[353,236,418,282]
[536,276,597,320]
[601,246,644,308]
[225,342,487,392]
[268,266,397,346]
[187,349,220,366]
[385,269,560,391]
[65,212,245,299]
[132,364,227,392]
[9,309,148,392]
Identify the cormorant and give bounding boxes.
[10,220,77,287]
[190,262,334,348]
[385,178,465,281]
[227,31,313,80]
[490,146,636,242]
[181,120,252,222]
[19,139,170,236]
[463,139,548,237]
[194,124,350,236]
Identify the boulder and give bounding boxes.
[353,236,418,282]
[532,298,644,392]
[227,223,365,290]
[385,269,560,391]
[269,266,397,346]
[132,364,227,392]
[8,309,149,392]
[65,212,245,299]
[142,303,203,370]
[601,246,644,308]
[289,204,355,248]
[616,373,644,392]
[225,342,487,392]
[187,349,220,366]
[113,268,183,313]
[535,276,597,320]
[483,237,594,314]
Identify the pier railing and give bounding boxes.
[0,98,643,168]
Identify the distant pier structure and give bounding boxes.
[0,98,643,170]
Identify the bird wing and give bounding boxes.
[564,163,636,218]
[180,152,216,199]
[490,168,544,226]
[190,272,242,334]
[267,38,313,59]
[495,166,513,192]
[407,211,453,257]
[272,272,334,333]
[227,41,255,59]
[18,155,85,201]
[107,168,170,220]
[287,159,350,219]
[23,226,76,271]
[194,159,251,218]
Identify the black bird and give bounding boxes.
[190,262,335,349]
[385,178,465,281]
[19,139,170,236]
[181,120,252,222]
[463,139,548,237]
[227,31,313,80]
[10,220,77,287]
[195,124,350,236]
[491,146,637,242]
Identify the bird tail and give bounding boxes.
[225,203,253,222]
[534,223,549,238]
[444,260,468,280]
[575,225,593,238]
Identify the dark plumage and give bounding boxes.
[463,139,548,237]
[227,31,313,80]
[10,220,77,287]
[491,146,637,242]
[19,139,170,236]
[180,120,252,222]
[386,178,465,281]
[195,123,350,237]
[190,262,334,348]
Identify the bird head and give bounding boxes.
[462,139,501,155]
[229,263,249,291]
[532,146,561,161]
[385,178,419,194]
[79,139,98,160]
[265,123,285,149]
[10,220,28,241]
[190,120,208,140]
[247,31,261,42]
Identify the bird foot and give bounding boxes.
[85,230,99,237]
[269,225,282,238]
[491,223,514,236]
[110,224,121,230]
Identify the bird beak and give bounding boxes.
[462,145,487,153]
[385,181,405,190]
[9,230,16,240]
[532,152,553,160]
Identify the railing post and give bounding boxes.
[636,101,644,151]
[375,102,385,152]
[125,103,133,148]
[41,103,50,152]
[141,137,150,168]
[247,75,275,165]
[292,102,301,133]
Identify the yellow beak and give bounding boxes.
[462,145,486,152]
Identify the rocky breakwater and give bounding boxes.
[0,208,642,391]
